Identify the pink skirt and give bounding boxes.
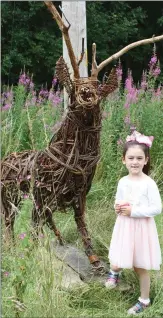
[109,215,162,270]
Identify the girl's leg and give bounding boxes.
[105,264,122,289]
[128,267,150,315]
[111,265,122,272]
[134,267,150,300]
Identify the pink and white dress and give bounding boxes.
[109,175,162,270]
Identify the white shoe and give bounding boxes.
[105,279,118,289]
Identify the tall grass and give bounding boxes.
[1,59,163,317]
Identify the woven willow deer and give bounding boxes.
[1,2,163,269]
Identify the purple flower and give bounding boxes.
[4,271,10,277]
[19,232,26,240]
[149,55,157,66]
[19,72,33,90]
[116,68,122,77]
[152,67,161,77]
[23,194,29,199]
[52,77,58,86]
[30,82,34,90]
[125,72,133,91]
[141,81,147,90]
[39,89,49,99]
[48,90,55,102]
[2,104,12,111]
[26,78,30,85]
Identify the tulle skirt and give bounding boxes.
[109,215,162,270]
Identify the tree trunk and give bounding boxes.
[62,1,88,109]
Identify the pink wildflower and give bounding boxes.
[23,194,29,199]
[149,55,157,66]
[2,104,12,111]
[152,67,161,77]
[4,271,10,277]
[19,233,26,240]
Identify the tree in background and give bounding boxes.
[1,1,62,88]
[1,1,163,88]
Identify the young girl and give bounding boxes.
[105,131,162,315]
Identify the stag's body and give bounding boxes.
[1,80,102,265]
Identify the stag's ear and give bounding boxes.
[55,56,74,96]
[100,67,118,99]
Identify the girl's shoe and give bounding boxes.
[127,300,150,315]
[105,271,120,289]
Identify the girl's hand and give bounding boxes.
[115,204,121,214]
[120,204,131,216]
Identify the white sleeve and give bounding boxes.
[114,180,123,207]
[131,180,162,218]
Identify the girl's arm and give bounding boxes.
[114,180,123,206]
[131,180,162,218]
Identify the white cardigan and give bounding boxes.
[115,175,162,218]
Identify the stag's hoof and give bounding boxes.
[88,255,106,274]
[58,238,64,246]
[92,261,106,274]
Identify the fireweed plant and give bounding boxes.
[1,73,63,157]
[1,53,163,318]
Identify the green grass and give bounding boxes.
[2,188,163,317]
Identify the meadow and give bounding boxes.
[1,55,163,318]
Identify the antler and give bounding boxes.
[91,35,163,79]
[44,1,80,79]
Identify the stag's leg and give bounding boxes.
[1,187,18,244]
[73,195,102,268]
[31,206,42,239]
[31,205,64,245]
[3,210,16,243]
[45,209,64,245]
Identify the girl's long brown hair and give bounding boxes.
[122,141,150,175]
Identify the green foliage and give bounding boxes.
[1,1,62,87]
[1,87,62,157]
[2,1,163,86]
[87,2,146,61]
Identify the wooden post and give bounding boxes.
[62,1,88,109]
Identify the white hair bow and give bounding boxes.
[126,130,154,148]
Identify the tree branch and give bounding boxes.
[91,43,98,78]
[91,35,163,78]
[44,1,80,79]
[78,38,85,66]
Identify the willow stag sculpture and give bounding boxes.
[1,1,163,269]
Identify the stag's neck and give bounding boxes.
[49,102,102,154]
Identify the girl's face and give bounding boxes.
[122,145,148,176]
